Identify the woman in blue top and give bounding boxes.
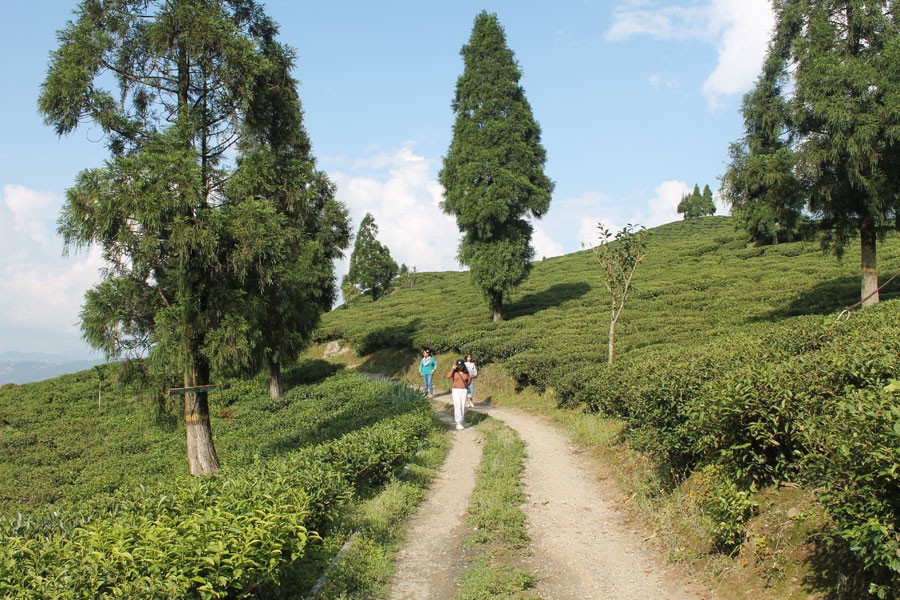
[419,349,436,398]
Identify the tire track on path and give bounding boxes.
[388,422,483,599]
[388,402,708,599]
[483,405,707,600]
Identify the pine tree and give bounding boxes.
[39,0,331,473]
[722,51,803,245]
[732,1,900,305]
[439,11,554,321]
[700,185,716,217]
[229,37,350,400]
[342,213,398,302]
[677,184,716,219]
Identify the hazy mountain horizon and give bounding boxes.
[0,351,106,385]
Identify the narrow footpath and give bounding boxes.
[388,402,709,599]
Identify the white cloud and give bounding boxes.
[649,73,679,91]
[701,0,775,108]
[536,191,613,253]
[0,185,103,355]
[578,216,622,249]
[330,146,462,283]
[606,0,775,108]
[4,184,58,246]
[576,179,689,247]
[606,3,708,42]
[530,222,565,261]
[639,179,688,226]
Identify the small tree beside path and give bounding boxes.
[591,223,648,365]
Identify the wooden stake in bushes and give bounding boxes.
[94,365,103,413]
[591,223,648,365]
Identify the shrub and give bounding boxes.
[800,386,900,598]
[694,464,757,553]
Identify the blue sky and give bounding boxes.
[0,0,774,358]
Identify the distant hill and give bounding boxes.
[0,352,105,385]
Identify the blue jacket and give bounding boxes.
[419,356,436,375]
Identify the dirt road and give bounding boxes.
[388,404,708,599]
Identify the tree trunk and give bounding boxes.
[491,293,503,322]
[608,314,616,365]
[860,216,879,308]
[268,359,282,400]
[184,357,220,475]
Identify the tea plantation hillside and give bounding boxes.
[0,362,440,597]
[318,215,900,598]
[318,216,899,368]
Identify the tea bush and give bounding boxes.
[0,472,315,599]
[0,368,433,598]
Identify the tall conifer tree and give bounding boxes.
[722,51,803,245]
[440,11,554,321]
[39,1,339,472]
[342,213,398,302]
[229,37,349,400]
[730,1,900,305]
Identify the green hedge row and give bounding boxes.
[0,381,432,599]
[565,305,900,596]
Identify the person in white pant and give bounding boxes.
[445,358,472,430]
[464,354,478,408]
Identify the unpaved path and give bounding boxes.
[389,402,709,599]
[390,424,484,599]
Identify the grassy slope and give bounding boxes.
[319,216,900,368]
[0,359,411,515]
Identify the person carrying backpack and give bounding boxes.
[464,354,478,407]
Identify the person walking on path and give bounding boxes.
[419,349,437,398]
[446,358,472,430]
[464,354,478,408]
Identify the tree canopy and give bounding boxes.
[39,0,347,472]
[676,184,717,220]
[721,47,804,246]
[228,36,350,400]
[439,11,554,321]
[342,213,398,302]
[725,0,900,305]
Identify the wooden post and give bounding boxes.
[167,383,231,397]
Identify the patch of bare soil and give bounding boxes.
[388,402,711,599]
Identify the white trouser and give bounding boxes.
[451,388,467,425]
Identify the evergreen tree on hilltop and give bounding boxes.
[342,213,398,302]
[440,11,554,322]
[701,185,716,215]
[677,184,717,220]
